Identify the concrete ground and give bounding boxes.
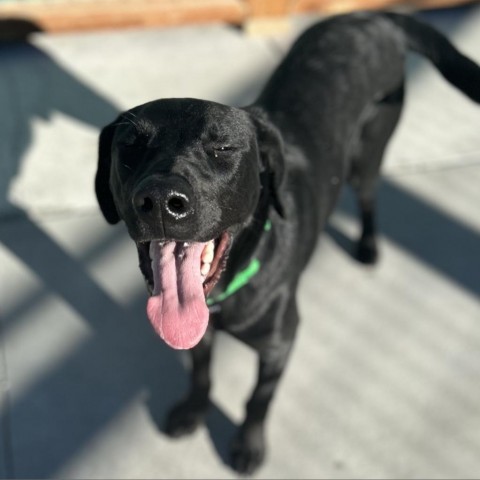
[1,5,480,479]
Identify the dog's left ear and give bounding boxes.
[246,106,286,218]
[95,120,120,224]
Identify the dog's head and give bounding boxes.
[95,98,284,349]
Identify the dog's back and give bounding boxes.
[256,12,480,239]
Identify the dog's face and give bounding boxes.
[105,99,262,242]
[96,98,284,350]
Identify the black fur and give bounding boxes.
[95,12,480,474]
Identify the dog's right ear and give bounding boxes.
[246,106,286,218]
[95,120,120,224]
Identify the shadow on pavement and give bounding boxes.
[329,177,480,297]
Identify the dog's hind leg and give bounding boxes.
[164,328,214,437]
[348,84,405,264]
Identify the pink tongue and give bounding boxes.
[146,241,209,349]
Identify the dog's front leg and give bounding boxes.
[165,328,214,437]
[231,299,298,475]
[231,344,293,474]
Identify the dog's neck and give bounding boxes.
[211,172,273,301]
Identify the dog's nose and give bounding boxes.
[133,177,195,225]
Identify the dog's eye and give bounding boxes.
[122,139,145,150]
[213,146,234,157]
[121,132,149,149]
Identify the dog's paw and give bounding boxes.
[356,238,378,265]
[164,400,207,438]
[230,426,266,475]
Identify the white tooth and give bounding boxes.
[201,262,211,277]
[201,242,215,264]
[202,249,214,264]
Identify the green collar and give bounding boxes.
[206,219,271,306]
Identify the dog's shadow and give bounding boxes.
[326,223,358,260]
[328,179,480,298]
[146,371,239,467]
[204,405,239,464]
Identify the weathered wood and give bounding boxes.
[0,0,246,33]
[0,0,473,34]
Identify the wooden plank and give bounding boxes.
[0,0,474,34]
[0,0,246,33]
[246,0,290,17]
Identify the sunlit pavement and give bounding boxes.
[1,6,479,478]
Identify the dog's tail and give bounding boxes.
[384,12,480,103]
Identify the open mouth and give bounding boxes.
[137,232,230,350]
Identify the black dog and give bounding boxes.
[95,12,480,474]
